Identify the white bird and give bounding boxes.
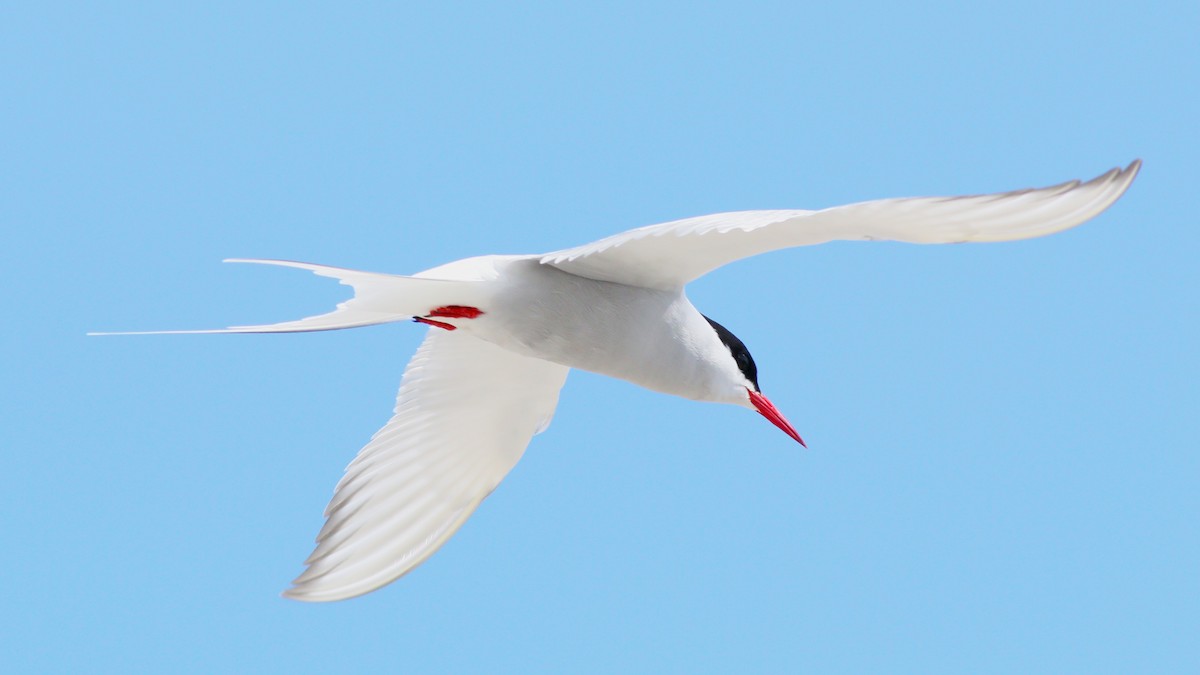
[95,161,1140,601]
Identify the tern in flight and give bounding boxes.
[95,160,1140,601]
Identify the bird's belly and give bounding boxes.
[464,261,714,400]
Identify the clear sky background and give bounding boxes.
[4,2,1197,673]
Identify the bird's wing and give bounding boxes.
[541,161,1140,290]
[284,329,569,602]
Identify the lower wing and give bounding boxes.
[284,329,569,602]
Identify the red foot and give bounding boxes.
[414,305,484,331]
[429,305,484,319]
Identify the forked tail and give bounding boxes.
[88,259,490,335]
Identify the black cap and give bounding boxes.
[702,315,759,392]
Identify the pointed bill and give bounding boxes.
[747,389,806,447]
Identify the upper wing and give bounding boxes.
[284,330,569,602]
[541,161,1141,290]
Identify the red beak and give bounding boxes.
[747,389,806,447]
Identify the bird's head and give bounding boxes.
[703,315,806,447]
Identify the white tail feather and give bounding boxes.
[89,259,490,335]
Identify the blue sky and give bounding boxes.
[4,2,1197,672]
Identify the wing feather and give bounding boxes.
[283,330,569,602]
[541,161,1140,289]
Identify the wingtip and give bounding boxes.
[279,580,366,603]
[1097,158,1141,203]
[280,576,330,602]
[1122,158,1143,184]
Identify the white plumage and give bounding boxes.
[291,330,567,602]
[92,160,1140,601]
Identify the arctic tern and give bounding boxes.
[94,160,1140,601]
